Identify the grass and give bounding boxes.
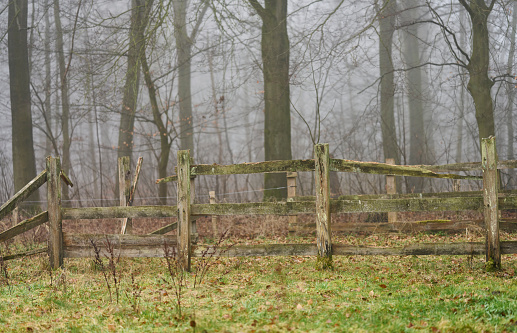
[1,233,517,332]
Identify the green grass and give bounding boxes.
[1,233,517,332]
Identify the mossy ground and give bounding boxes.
[1,233,517,332]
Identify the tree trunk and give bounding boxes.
[53,0,71,205]
[44,0,53,158]
[460,0,495,148]
[379,0,400,168]
[401,1,426,193]
[456,7,467,164]
[505,0,516,188]
[140,13,173,205]
[8,0,40,208]
[173,0,195,153]
[118,0,146,163]
[249,0,292,200]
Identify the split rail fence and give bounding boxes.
[1,136,517,270]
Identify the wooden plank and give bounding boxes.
[191,201,316,216]
[177,150,191,271]
[63,233,177,258]
[192,241,517,257]
[415,160,515,172]
[188,194,517,216]
[60,170,73,187]
[47,157,63,269]
[333,242,486,256]
[119,156,132,235]
[156,159,316,184]
[330,159,481,180]
[482,136,500,269]
[0,211,48,242]
[191,159,315,175]
[385,158,397,223]
[499,159,517,169]
[62,206,177,220]
[330,197,484,213]
[315,144,332,267]
[0,247,48,262]
[0,170,47,220]
[149,222,178,235]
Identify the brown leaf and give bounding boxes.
[379,284,387,289]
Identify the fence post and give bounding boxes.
[481,136,500,270]
[287,172,298,237]
[385,158,397,223]
[314,144,332,269]
[209,191,219,239]
[177,150,192,271]
[190,158,198,243]
[118,157,132,234]
[47,156,63,269]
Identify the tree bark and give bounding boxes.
[53,0,72,205]
[505,0,516,188]
[140,6,173,205]
[248,0,292,200]
[378,0,400,168]
[8,0,40,208]
[173,0,194,153]
[400,1,426,193]
[460,0,496,148]
[118,0,146,163]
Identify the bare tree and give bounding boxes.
[8,0,40,207]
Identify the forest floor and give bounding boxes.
[1,230,517,332]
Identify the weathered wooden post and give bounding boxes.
[177,150,192,271]
[314,144,332,269]
[209,191,219,239]
[47,156,63,269]
[190,158,198,243]
[481,136,500,270]
[385,158,397,223]
[119,157,132,234]
[287,172,298,237]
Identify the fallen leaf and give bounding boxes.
[379,284,387,289]
[296,304,303,310]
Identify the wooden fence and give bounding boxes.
[1,137,517,271]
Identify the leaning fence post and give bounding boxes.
[287,172,298,237]
[47,156,63,269]
[118,156,132,234]
[314,143,332,269]
[481,136,500,270]
[385,158,397,223]
[177,150,192,271]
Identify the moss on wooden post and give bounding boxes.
[385,158,397,223]
[315,144,332,269]
[177,150,191,271]
[47,157,63,269]
[482,136,500,270]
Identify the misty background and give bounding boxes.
[1,0,516,210]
